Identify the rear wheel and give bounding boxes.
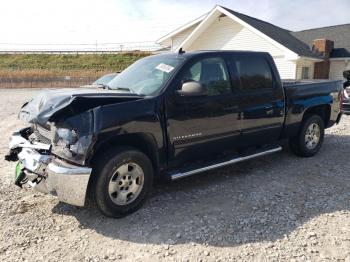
[92,147,153,218]
[289,115,325,157]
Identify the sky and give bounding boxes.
[0,0,349,51]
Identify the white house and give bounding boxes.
[157,5,350,80]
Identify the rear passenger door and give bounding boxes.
[228,53,285,147]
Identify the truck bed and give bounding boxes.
[281,79,343,138]
[283,79,343,102]
[283,79,342,87]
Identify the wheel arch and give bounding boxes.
[302,104,331,127]
[88,132,161,176]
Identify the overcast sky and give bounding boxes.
[0,0,349,50]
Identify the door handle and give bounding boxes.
[266,109,274,115]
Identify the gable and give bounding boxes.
[158,5,323,60]
[187,16,285,57]
[220,6,321,59]
[156,14,206,47]
[172,24,199,51]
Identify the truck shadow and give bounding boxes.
[52,133,350,247]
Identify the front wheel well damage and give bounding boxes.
[89,133,160,176]
[84,133,160,206]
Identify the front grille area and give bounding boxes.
[33,130,51,144]
[33,124,53,145]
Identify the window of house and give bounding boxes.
[233,56,273,90]
[301,67,310,79]
[182,57,232,96]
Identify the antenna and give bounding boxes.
[178,48,185,54]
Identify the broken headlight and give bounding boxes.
[51,111,94,165]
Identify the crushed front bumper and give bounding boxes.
[7,131,92,207]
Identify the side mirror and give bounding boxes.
[343,70,350,80]
[176,81,207,97]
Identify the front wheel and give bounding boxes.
[92,147,154,218]
[289,115,325,157]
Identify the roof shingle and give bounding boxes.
[221,6,349,59]
[291,24,350,58]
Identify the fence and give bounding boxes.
[0,76,97,89]
[0,41,163,54]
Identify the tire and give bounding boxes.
[92,147,154,218]
[289,115,325,157]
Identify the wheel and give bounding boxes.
[92,147,154,218]
[289,115,325,157]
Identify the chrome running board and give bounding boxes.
[170,146,282,180]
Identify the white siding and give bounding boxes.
[273,58,296,80]
[330,60,350,80]
[296,59,315,80]
[171,24,198,51]
[187,17,285,57]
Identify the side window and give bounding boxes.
[189,62,201,81]
[234,56,273,90]
[182,57,231,96]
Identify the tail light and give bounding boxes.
[344,88,349,99]
[340,90,343,110]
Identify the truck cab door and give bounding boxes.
[165,56,241,170]
[228,53,285,147]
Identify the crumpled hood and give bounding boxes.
[19,88,142,125]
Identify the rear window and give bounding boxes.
[233,56,273,90]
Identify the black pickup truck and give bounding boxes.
[6,51,345,217]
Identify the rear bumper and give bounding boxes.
[8,132,92,207]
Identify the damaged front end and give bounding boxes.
[6,88,143,207]
[6,104,96,207]
[6,125,92,207]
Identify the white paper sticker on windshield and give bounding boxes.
[156,63,175,73]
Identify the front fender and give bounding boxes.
[85,98,166,171]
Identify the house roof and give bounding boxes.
[291,24,350,58]
[220,6,322,59]
[157,5,349,60]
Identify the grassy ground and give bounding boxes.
[0,52,151,78]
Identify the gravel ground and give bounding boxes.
[0,88,350,262]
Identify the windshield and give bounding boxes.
[93,73,118,85]
[108,55,183,95]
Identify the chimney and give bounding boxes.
[312,39,334,79]
[312,39,334,59]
